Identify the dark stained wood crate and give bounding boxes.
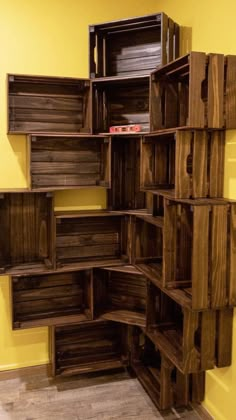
[11,269,93,329]
[150,52,236,130]
[145,282,216,374]
[92,75,150,134]
[51,320,130,377]
[0,192,53,275]
[107,135,146,210]
[89,13,179,78]
[8,74,91,134]
[130,327,205,410]
[28,134,111,191]
[93,265,147,327]
[55,211,130,270]
[140,129,225,198]
[135,194,236,311]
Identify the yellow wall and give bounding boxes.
[1,0,236,419]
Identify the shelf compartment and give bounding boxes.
[150,52,236,130]
[28,133,111,190]
[8,74,91,134]
[51,320,129,377]
[107,135,146,210]
[11,268,92,329]
[130,327,205,410]
[55,211,130,269]
[92,76,150,134]
[146,283,216,374]
[94,265,147,327]
[137,194,236,311]
[0,192,53,275]
[89,13,179,78]
[140,129,225,198]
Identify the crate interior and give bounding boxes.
[147,285,202,370]
[56,213,128,268]
[94,266,146,326]
[151,53,212,130]
[54,321,128,376]
[12,270,92,329]
[108,136,146,210]
[92,77,149,134]
[8,74,90,133]
[0,193,52,274]
[134,215,163,279]
[30,134,110,190]
[141,134,176,190]
[105,26,162,77]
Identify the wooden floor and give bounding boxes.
[0,368,209,420]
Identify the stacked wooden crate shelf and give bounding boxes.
[2,11,236,414]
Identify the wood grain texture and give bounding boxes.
[8,74,91,134]
[29,135,111,190]
[0,367,208,419]
[12,269,92,329]
[0,193,53,274]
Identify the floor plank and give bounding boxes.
[0,369,207,419]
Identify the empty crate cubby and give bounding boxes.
[28,133,111,190]
[130,327,205,410]
[55,211,130,269]
[93,265,147,327]
[92,76,150,133]
[89,13,179,78]
[107,135,146,210]
[146,282,216,374]
[0,192,53,275]
[150,52,236,130]
[140,129,225,198]
[136,194,236,311]
[51,320,130,377]
[11,269,93,329]
[8,74,91,134]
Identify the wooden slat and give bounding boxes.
[207,54,224,128]
[192,206,209,309]
[188,52,206,127]
[216,308,233,367]
[182,309,200,373]
[192,130,208,198]
[175,131,192,198]
[211,205,228,308]
[209,130,225,197]
[200,311,216,370]
[163,201,177,287]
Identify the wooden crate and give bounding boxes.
[150,52,236,130]
[51,320,130,377]
[8,74,91,134]
[89,13,179,78]
[93,265,147,327]
[135,194,236,311]
[130,327,205,410]
[0,192,53,275]
[92,76,150,134]
[107,135,146,210]
[28,134,111,191]
[140,129,225,198]
[146,282,216,374]
[11,268,93,329]
[55,211,130,270]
